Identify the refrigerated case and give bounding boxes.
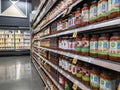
[0,29,30,55]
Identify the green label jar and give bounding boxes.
[109,40,120,57]
[90,73,100,88]
[98,40,109,55]
[90,41,98,54]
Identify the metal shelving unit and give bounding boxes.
[33,0,83,34]
[33,51,91,90]
[32,59,51,90]
[34,46,120,72]
[33,0,58,29]
[32,56,64,90]
[33,17,120,41]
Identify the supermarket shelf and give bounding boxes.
[33,0,57,29]
[32,56,64,90]
[34,17,120,40]
[32,0,46,24]
[33,51,91,90]
[32,59,51,90]
[34,46,120,72]
[33,0,83,34]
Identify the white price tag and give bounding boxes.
[75,81,79,85]
[89,57,94,63]
[88,25,93,29]
[67,75,70,78]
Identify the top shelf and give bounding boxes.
[32,0,46,24]
[33,0,58,29]
[33,0,83,34]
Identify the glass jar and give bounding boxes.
[97,0,108,22]
[81,34,90,56]
[81,4,89,26]
[90,66,101,90]
[98,34,109,59]
[75,8,82,27]
[90,35,98,57]
[109,32,120,62]
[100,70,118,90]
[108,0,120,19]
[82,63,91,85]
[75,36,82,54]
[90,0,98,24]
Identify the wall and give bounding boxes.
[0,0,32,27]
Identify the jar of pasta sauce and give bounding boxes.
[109,32,120,62]
[75,8,82,28]
[75,36,82,54]
[108,0,120,19]
[81,34,90,56]
[81,4,89,26]
[82,63,91,85]
[76,61,83,81]
[97,0,108,22]
[98,34,109,59]
[90,35,98,57]
[100,70,118,90]
[90,66,101,90]
[90,0,98,24]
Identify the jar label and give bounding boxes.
[109,40,120,57]
[90,41,98,54]
[98,1,108,18]
[76,67,82,78]
[90,73,100,88]
[98,40,109,55]
[90,6,97,20]
[82,10,89,22]
[81,41,89,52]
[72,41,76,50]
[100,78,116,90]
[82,68,90,82]
[109,0,120,13]
[72,65,77,74]
[75,41,82,52]
[69,41,72,50]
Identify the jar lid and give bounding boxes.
[92,0,97,4]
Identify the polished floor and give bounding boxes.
[0,56,45,90]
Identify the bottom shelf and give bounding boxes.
[32,58,63,90]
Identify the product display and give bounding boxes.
[31,0,120,90]
[0,30,30,50]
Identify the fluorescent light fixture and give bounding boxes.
[10,0,19,4]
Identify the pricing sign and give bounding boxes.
[72,84,78,90]
[73,31,77,37]
[72,58,78,64]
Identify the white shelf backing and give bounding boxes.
[33,0,83,34]
[33,51,91,90]
[34,46,120,72]
[32,56,63,90]
[37,18,120,40]
[32,59,51,90]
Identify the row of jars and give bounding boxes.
[35,0,77,30]
[59,55,120,90]
[51,0,120,34]
[58,32,120,62]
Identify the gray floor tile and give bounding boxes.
[0,56,45,90]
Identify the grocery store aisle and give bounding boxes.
[0,56,45,90]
